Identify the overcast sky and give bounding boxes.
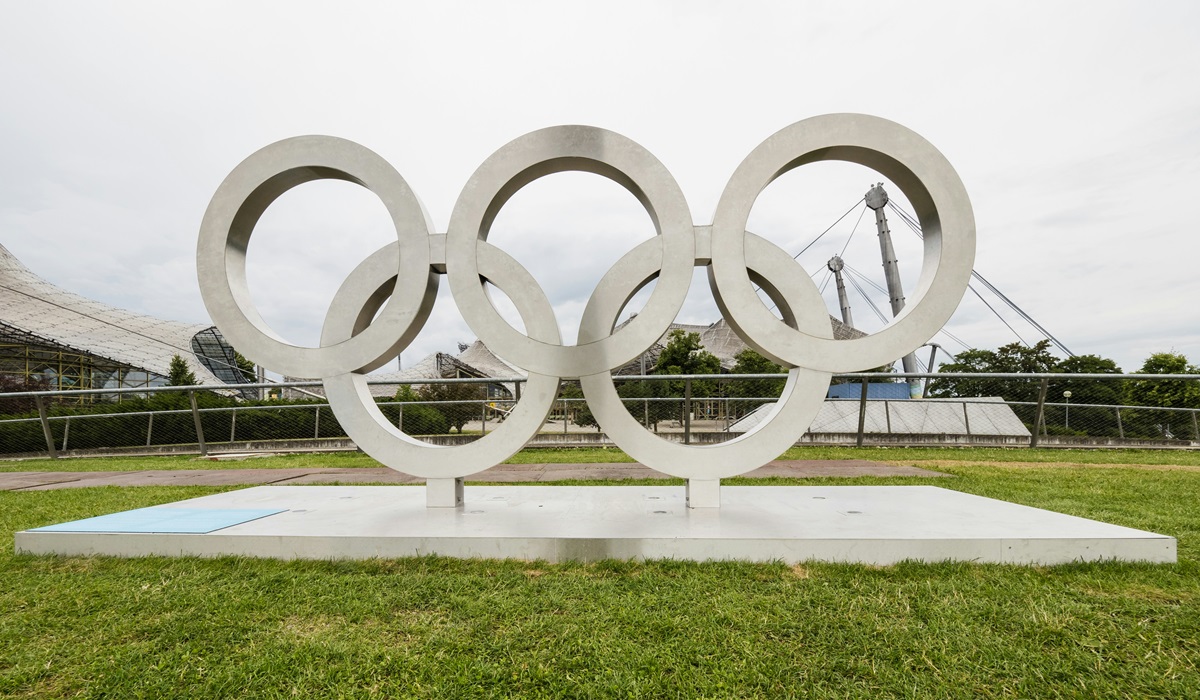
[2,2,1197,377]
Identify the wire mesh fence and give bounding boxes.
[1,373,1198,458]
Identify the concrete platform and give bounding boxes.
[16,485,1175,565]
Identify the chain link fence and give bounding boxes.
[2,373,1197,459]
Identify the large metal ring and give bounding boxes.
[197,135,437,378]
[578,233,832,480]
[445,125,695,378]
[709,114,976,372]
[322,241,561,479]
[198,117,976,485]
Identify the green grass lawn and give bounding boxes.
[6,444,1200,473]
[2,458,1199,698]
[0,447,638,473]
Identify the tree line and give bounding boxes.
[927,340,1199,438]
[927,340,1199,408]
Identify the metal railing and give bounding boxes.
[2,373,1198,459]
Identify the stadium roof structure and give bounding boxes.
[0,243,247,391]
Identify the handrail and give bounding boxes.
[3,371,1198,400]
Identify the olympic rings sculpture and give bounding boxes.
[197,114,975,506]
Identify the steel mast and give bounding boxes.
[827,255,854,328]
[866,183,920,397]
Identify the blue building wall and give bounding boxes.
[826,382,911,400]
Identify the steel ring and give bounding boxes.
[446,125,695,378]
[578,232,833,480]
[197,135,437,378]
[322,241,560,479]
[709,113,976,372]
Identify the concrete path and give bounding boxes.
[0,460,948,491]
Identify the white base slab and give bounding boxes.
[16,486,1176,565]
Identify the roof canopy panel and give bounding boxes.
[0,243,225,384]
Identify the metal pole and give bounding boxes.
[189,390,207,457]
[481,402,487,436]
[1115,406,1124,439]
[1192,410,1199,442]
[856,378,869,447]
[925,344,939,395]
[314,405,320,439]
[34,395,57,459]
[230,408,236,442]
[563,399,567,435]
[963,401,971,436]
[62,417,70,452]
[1031,378,1049,448]
[884,400,891,434]
[867,184,918,396]
[147,412,154,447]
[684,378,692,445]
[828,256,854,328]
[641,354,649,428]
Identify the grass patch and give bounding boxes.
[7,444,1200,474]
[0,451,380,473]
[502,446,635,464]
[0,447,638,473]
[3,462,1200,697]
[779,444,1200,467]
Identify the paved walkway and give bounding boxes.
[0,460,948,491]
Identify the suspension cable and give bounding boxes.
[790,198,867,260]
[822,203,870,296]
[935,328,972,353]
[762,198,866,307]
[886,200,1075,356]
[842,267,891,324]
[843,263,890,295]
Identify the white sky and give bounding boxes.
[2,2,1197,376]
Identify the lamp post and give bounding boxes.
[1063,390,1072,430]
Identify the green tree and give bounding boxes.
[655,329,721,394]
[1125,352,1200,410]
[395,385,419,402]
[590,332,726,431]
[655,330,721,375]
[234,351,256,381]
[729,348,786,415]
[1054,354,1124,405]
[650,330,722,425]
[392,385,450,435]
[927,340,1059,402]
[731,348,783,375]
[1051,354,1124,436]
[561,382,595,429]
[570,378,678,432]
[167,354,198,386]
[1122,352,1200,440]
[417,380,487,433]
